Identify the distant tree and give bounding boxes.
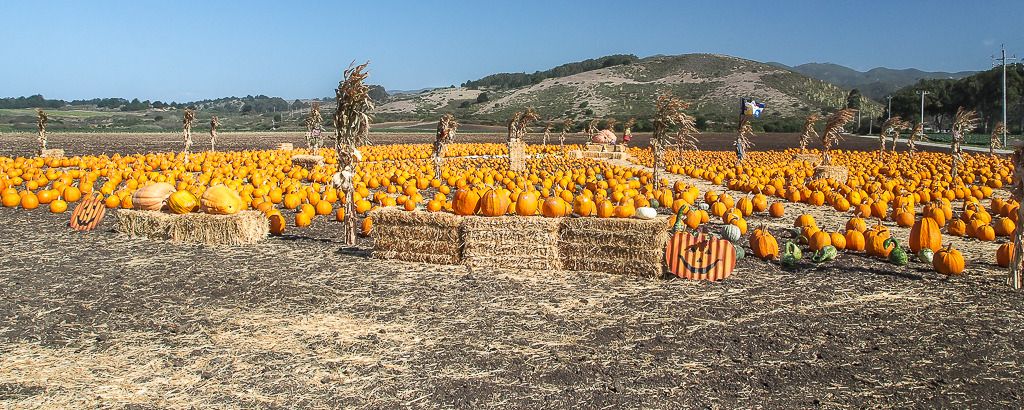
[368,85,389,103]
[459,100,472,108]
[476,92,490,103]
[240,103,254,114]
[153,115,164,122]
[579,101,589,108]
[846,89,862,110]
[273,113,282,122]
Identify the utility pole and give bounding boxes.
[993,44,1017,146]
[917,90,930,130]
[886,95,893,120]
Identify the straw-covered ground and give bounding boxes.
[1,132,1023,408]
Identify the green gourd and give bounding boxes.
[781,241,802,267]
[917,248,934,264]
[734,245,746,260]
[811,245,838,263]
[885,238,909,266]
[672,204,688,233]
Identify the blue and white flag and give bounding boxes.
[742,100,766,118]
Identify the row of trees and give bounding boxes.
[886,64,1024,132]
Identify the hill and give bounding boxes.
[770,62,976,100]
[886,63,1023,132]
[379,54,878,129]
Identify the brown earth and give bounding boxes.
[1,132,1023,408]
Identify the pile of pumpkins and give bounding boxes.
[441,186,659,219]
[131,182,244,215]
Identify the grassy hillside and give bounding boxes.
[380,54,880,129]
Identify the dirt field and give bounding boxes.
[2,132,1023,408]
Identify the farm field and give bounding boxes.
[1,130,1023,408]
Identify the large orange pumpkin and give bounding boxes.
[453,189,480,216]
[200,185,244,215]
[479,189,508,217]
[997,243,1014,268]
[516,191,539,216]
[933,244,965,275]
[132,182,176,211]
[541,197,568,218]
[573,195,595,216]
[908,216,942,253]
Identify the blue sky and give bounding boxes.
[1,0,1022,102]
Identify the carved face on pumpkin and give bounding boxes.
[70,193,106,231]
[666,232,736,281]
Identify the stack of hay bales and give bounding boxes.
[793,153,822,165]
[559,217,669,278]
[368,207,463,265]
[812,165,849,183]
[508,140,527,172]
[41,149,64,158]
[462,216,561,271]
[116,210,269,245]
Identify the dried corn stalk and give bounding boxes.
[433,113,459,178]
[333,62,374,246]
[586,119,599,138]
[950,107,979,180]
[1011,146,1024,288]
[991,122,1006,155]
[36,109,47,155]
[305,102,324,151]
[880,116,910,159]
[799,114,818,152]
[506,107,538,142]
[821,108,856,166]
[651,95,698,189]
[182,108,195,164]
[541,121,552,146]
[735,116,755,163]
[559,118,572,151]
[907,122,925,157]
[209,115,220,151]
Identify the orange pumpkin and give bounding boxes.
[933,244,965,275]
[541,197,568,218]
[573,195,595,216]
[768,202,785,218]
[453,189,481,216]
[479,189,508,217]
[908,217,942,253]
[997,243,1014,267]
[516,192,539,216]
[595,200,615,218]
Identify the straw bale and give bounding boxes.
[41,148,64,158]
[462,216,561,271]
[116,210,269,245]
[812,165,849,183]
[508,140,527,172]
[369,207,463,265]
[291,154,324,168]
[792,153,821,165]
[278,143,294,150]
[559,217,670,278]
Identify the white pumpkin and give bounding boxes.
[636,207,657,220]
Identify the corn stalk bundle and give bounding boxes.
[182,108,195,164]
[880,116,910,159]
[907,122,925,157]
[735,116,755,163]
[651,95,698,189]
[541,122,553,146]
[950,107,979,180]
[305,102,324,151]
[209,115,220,152]
[821,108,856,166]
[333,62,374,246]
[559,119,572,151]
[506,107,539,143]
[586,119,600,138]
[799,114,818,152]
[1009,145,1024,289]
[991,121,1006,155]
[604,117,618,134]
[36,109,48,155]
[432,113,459,178]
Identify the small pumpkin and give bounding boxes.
[749,225,780,260]
[541,197,569,218]
[996,243,1014,268]
[132,182,176,211]
[200,185,243,215]
[768,202,785,218]
[515,191,539,216]
[844,230,866,252]
[268,212,286,236]
[635,206,657,220]
[453,189,480,216]
[720,224,741,243]
[933,244,966,275]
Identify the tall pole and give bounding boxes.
[886,95,893,120]
[992,44,1017,147]
[918,90,930,130]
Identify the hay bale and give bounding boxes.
[793,153,822,165]
[369,207,463,265]
[812,165,849,183]
[462,216,561,271]
[116,210,269,245]
[278,143,294,150]
[559,217,670,278]
[508,140,527,172]
[41,148,64,159]
[291,154,324,168]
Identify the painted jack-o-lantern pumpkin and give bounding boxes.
[665,231,737,281]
